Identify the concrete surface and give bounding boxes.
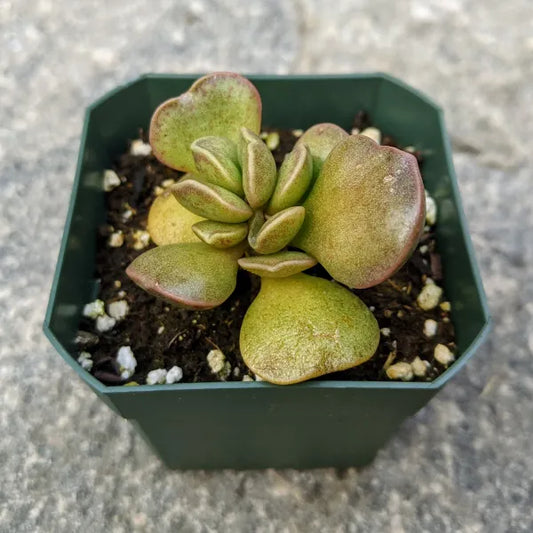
[1,0,532,531]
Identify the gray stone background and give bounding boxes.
[1,0,532,531]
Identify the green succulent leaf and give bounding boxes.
[190,136,243,196]
[172,178,253,223]
[240,128,277,209]
[126,243,241,309]
[266,143,313,215]
[240,273,380,384]
[147,190,204,245]
[192,220,248,248]
[149,72,261,172]
[238,251,317,278]
[248,206,306,255]
[295,123,348,179]
[293,135,425,288]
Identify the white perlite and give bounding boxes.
[423,319,438,337]
[266,132,280,151]
[207,349,226,374]
[117,346,137,379]
[380,327,391,337]
[83,299,105,319]
[108,300,129,321]
[77,352,93,371]
[386,362,413,381]
[411,356,430,377]
[242,375,254,382]
[440,301,451,312]
[146,368,167,385]
[132,230,150,250]
[161,178,176,188]
[292,129,303,138]
[425,190,438,226]
[360,127,382,144]
[434,344,455,366]
[130,139,152,156]
[166,366,183,384]
[108,231,124,248]
[417,281,443,310]
[96,314,116,333]
[103,169,121,191]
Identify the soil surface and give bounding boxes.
[78,116,456,385]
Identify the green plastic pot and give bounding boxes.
[43,74,490,470]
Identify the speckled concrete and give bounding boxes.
[1,0,532,531]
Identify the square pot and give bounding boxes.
[44,74,490,469]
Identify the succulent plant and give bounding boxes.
[126,72,425,385]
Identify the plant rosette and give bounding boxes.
[125,72,425,385]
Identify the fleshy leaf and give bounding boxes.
[190,136,243,196]
[266,143,313,215]
[295,123,348,179]
[240,128,277,209]
[192,220,248,248]
[293,135,425,288]
[172,178,253,223]
[147,190,204,245]
[238,251,317,278]
[126,243,241,309]
[149,73,261,172]
[248,206,305,255]
[240,273,380,384]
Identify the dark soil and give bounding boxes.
[78,116,456,385]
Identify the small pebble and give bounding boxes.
[423,319,438,338]
[242,375,254,382]
[121,208,133,222]
[380,327,391,337]
[417,281,443,310]
[161,179,176,188]
[254,374,264,382]
[266,132,280,151]
[350,127,360,135]
[425,190,438,226]
[360,127,382,144]
[96,314,116,333]
[132,230,151,250]
[233,367,241,378]
[117,290,126,298]
[146,368,167,385]
[157,325,165,335]
[207,349,226,374]
[260,131,268,140]
[386,362,413,381]
[440,301,451,312]
[116,346,137,380]
[108,300,129,321]
[411,356,430,377]
[77,352,93,371]
[130,139,152,156]
[434,344,455,366]
[108,231,124,248]
[419,244,429,254]
[114,280,122,288]
[166,366,183,384]
[74,330,99,347]
[153,186,164,196]
[404,146,416,153]
[292,129,303,137]
[83,299,105,319]
[103,169,121,191]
